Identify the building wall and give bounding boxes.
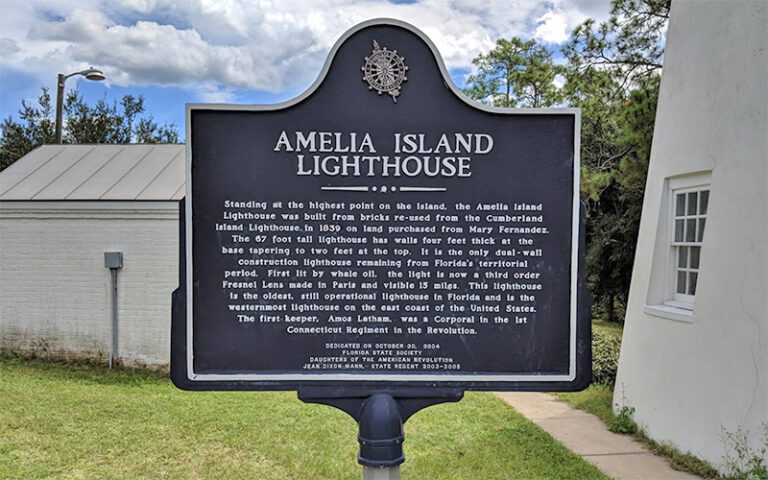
[614,0,767,469]
[0,201,179,367]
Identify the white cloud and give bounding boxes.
[534,11,570,44]
[0,38,21,57]
[195,83,237,103]
[553,73,566,89]
[0,0,612,96]
[30,8,111,42]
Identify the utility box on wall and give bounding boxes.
[104,252,124,269]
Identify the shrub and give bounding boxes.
[610,405,638,434]
[722,424,768,480]
[592,329,621,386]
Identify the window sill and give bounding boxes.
[643,304,695,323]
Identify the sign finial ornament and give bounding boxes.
[362,39,408,103]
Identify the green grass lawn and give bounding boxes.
[557,319,623,423]
[591,319,624,338]
[556,384,616,427]
[557,319,623,424]
[0,356,610,480]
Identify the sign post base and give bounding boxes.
[299,388,463,477]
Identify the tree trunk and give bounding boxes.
[608,293,615,323]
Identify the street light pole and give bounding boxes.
[54,67,106,143]
[55,74,66,144]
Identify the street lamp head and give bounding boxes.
[55,66,107,143]
[63,67,106,81]
[82,68,105,81]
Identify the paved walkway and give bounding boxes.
[495,392,701,480]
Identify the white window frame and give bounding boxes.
[664,177,710,311]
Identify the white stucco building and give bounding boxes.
[614,0,767,470]
[0,144,184,367]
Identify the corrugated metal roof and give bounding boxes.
[0,144,185,201]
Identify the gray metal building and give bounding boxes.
[0,144,184,367]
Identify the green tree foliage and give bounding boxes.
[563,0,669,90]
[0,88,56,171]
[571,72,659,322]
[464,38,564,107]
[0,88,179,171]
[464,0,669,323]
[567,0,668,322]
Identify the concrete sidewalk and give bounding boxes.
[496,392,701,480]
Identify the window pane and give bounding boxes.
[700,190,709,215]
[675,220,684,242]
[687,192,698,215]
[676,193,686,216]
[690,246,700,269]
[677,271,687,294]
[697,218,706,242]
[688,272,698,295]
[686,219,697,242]
[678,246,688,268]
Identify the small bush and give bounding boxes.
[592,329,621,386]
[722,424,768,480]
[610,405,638,434]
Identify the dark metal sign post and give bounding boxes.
[172,19,589,478]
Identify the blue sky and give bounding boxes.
[0,0,612,141]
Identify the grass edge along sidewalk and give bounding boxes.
[557,385,720,479]
[0,354,609,480]
[499,390,704,480]
[557,320,720,479]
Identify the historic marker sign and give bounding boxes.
[171,19,589,391]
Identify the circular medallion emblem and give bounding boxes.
[362,40,408,103]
